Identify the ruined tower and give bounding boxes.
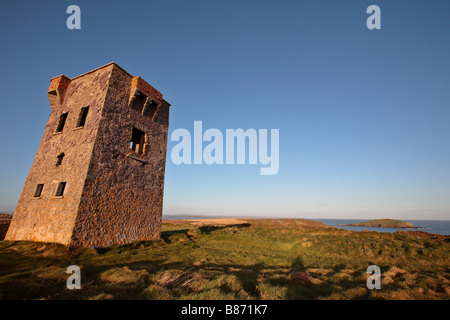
[5,62,170,247]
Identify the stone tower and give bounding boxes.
[5,62,170,247]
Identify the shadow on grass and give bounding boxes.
[157,223,251,242]
[198,223,251,235]
[0,238,369,300]
[60,255,368,300]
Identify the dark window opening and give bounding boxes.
[131,91,147,112]
[55,182,66,197]
[34,184,44,197]
[56,153,65,167]
[55,113,68,133]
[76,106,89,128]
[130,128,146,155]
[143,99,159,117]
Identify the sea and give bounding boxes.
[162,215,450,235]
[306,219,450,236]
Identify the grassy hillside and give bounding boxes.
[0,219,448,300]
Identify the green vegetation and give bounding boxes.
[342,218,420,229]
[0,219,448,300]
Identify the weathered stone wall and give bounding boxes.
[6,63,169,248]
[70,64,169,247]
[0,213,12,240]
[5,65,113,245]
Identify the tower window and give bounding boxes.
[34,184,44,198]
[143,99,159,118]
[131,91,147,112]
[130,128,146,155]
[55,182,66,197]
[55,112,68,133]
[76,106,89,128]
[56,153,65,167]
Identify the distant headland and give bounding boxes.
[342,218,421,229]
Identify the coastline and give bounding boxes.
[162,216,450,236]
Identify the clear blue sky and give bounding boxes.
[0,1,449,220]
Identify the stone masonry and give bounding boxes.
[5,63,170,247]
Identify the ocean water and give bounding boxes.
[311,219,450,236]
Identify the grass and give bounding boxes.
[0,219,449,300]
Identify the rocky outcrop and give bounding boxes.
[343,223,421,229]
[342,219,421,229]
[0,213,12,240]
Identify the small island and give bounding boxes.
[342,218,421,229]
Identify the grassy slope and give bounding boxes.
[0,219,448,300]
